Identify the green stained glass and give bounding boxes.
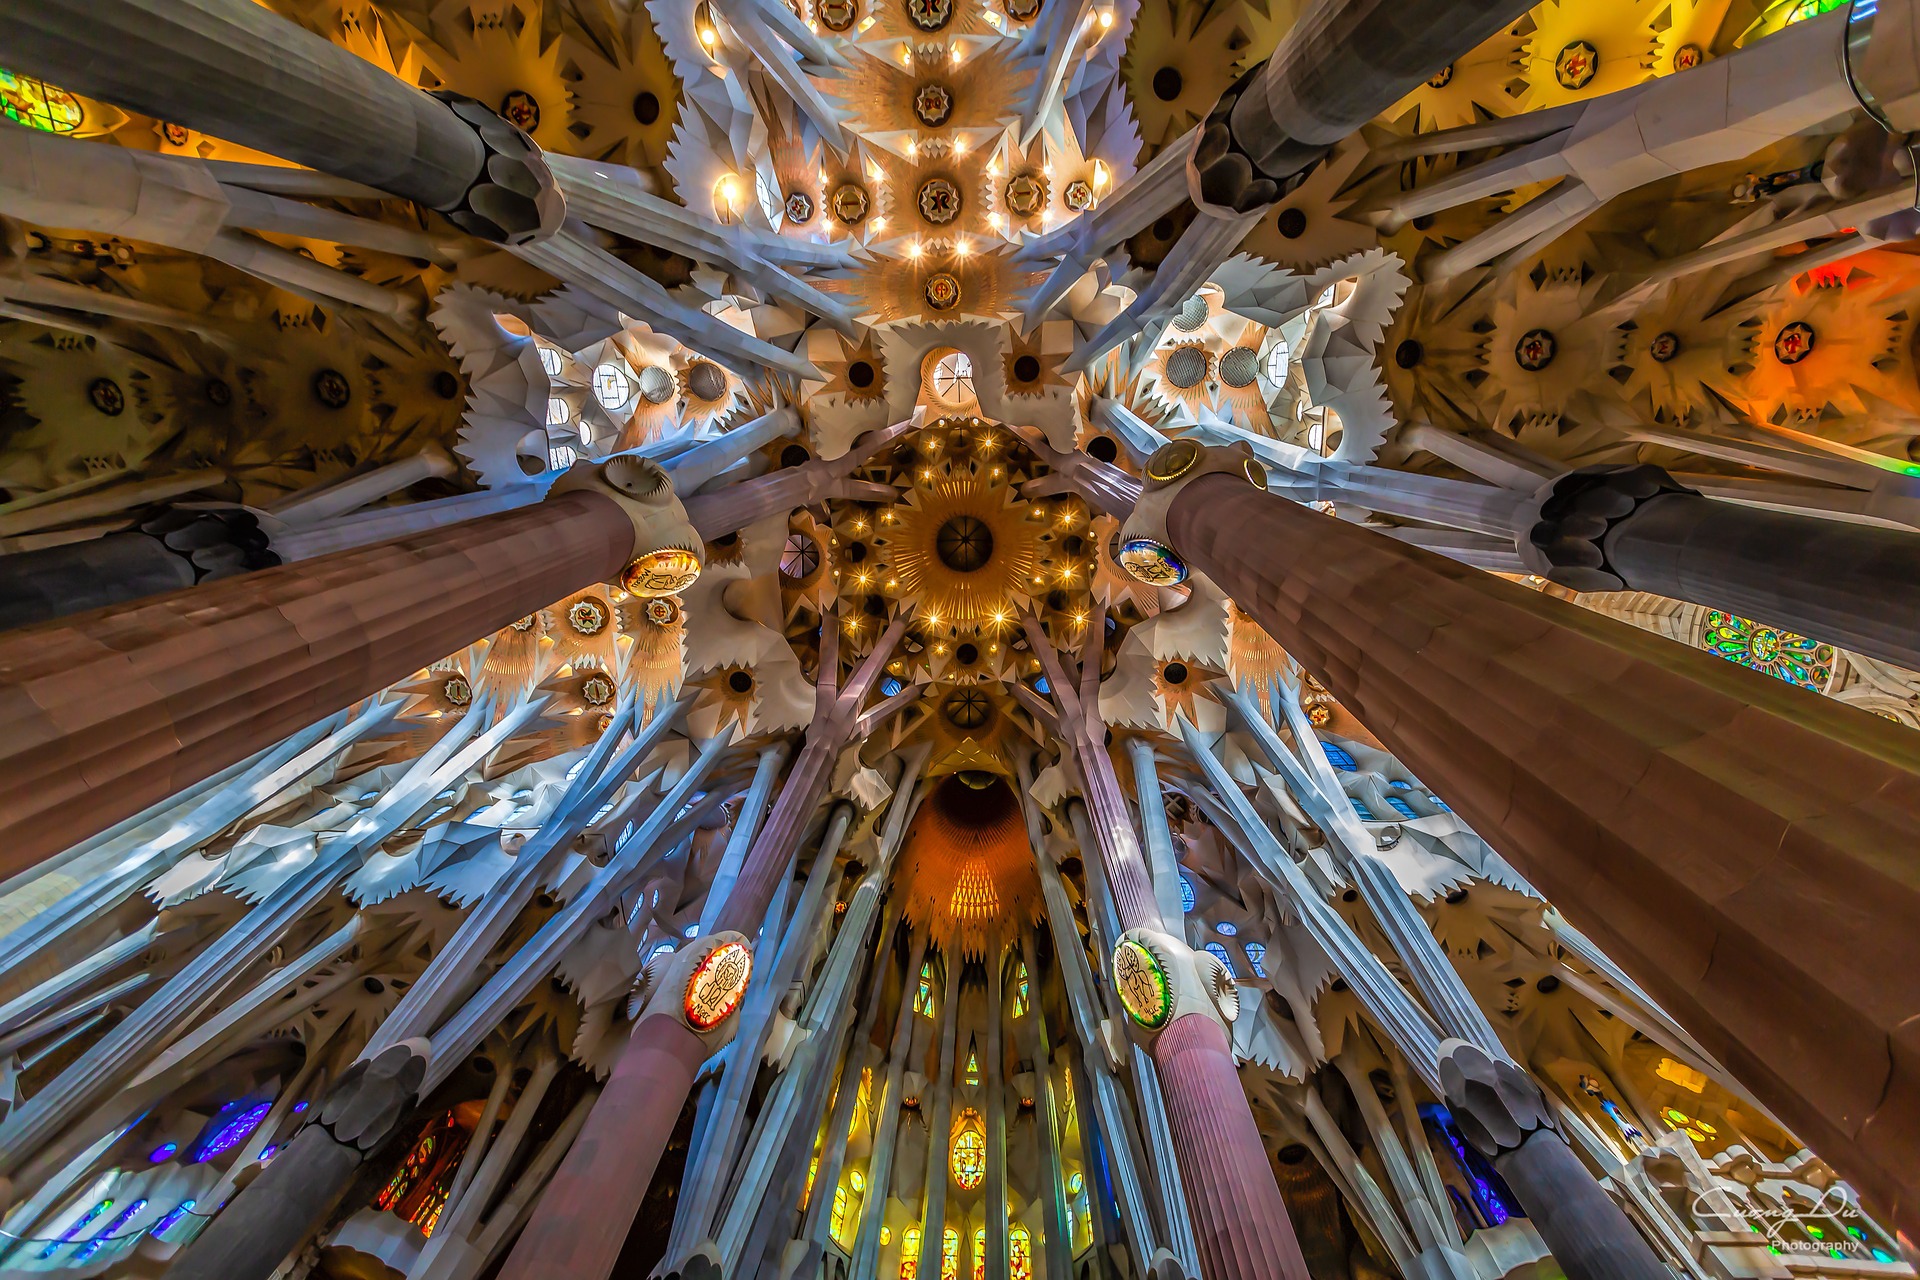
[1702,611,1834,690]
[0,71,82,134]
[1786,0,1845,22]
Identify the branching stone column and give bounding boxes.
[0,459,700,880]
[0,0,563,241]
[851,932,933,1280]
[1517,463,1920,672]
[1115,438,1920,1243]
[916,953,965,1280]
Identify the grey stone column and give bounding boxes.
[1518,464,1920,673]
[0,0,562,241]
[1125,739,1189,927]
[1016,935,1073,1280]
[916,954,964,1280]
[1190,0,1542,210]
[985,945,1011,1280]
[850,932,932,1280]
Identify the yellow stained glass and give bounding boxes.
[972,1226,986,1280]
[0,71,82,134]
[941,1227,959,1280]
[951,1109,986,1190]
[900,1226,921,1280]
[831,1185,851,1246]
[1010,1226,1032,1280]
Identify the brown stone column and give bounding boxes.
[1163,471,1920,1242]
[0,489,635,881]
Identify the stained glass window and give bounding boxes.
[1010,1226,1032,1280]
[1244,942,1268,978]
[1179,874,1196,913]
[72,1198,146,1263]
[0,71,83,133]
[915,963,936,1017]
[965,1045,981,1086]
[1215,921,1237,936]
[941,1227,959,1280]
[1323,743,1357,771]
[1386,796,1418,820]
[1701,611,1834,690]
[41,1200,112,1259]
[972,1226,986,1280]
[1351,800,1376,821]
[149,1201,196,1239]
[150,1142,177,1162]
[831,1185,851,1245]
[951,1109,987,1189]
[1430,794,1451,812]
[192,1100,272,1162]
[1389,778,1413,789]
[1011,964,1030,1018]
[901,1226,923,1280]
[881,675,906,698]
[1204,941,1236,976]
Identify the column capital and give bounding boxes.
[1116,439,1267,587]
[1515,464,1698,591]
[551,456,704,597]
[1435,1038,1561,1158]
[1110,927,1240,1045]
[1187,66,1314,216]
[427,92,567,244]
[633,931,756,1051]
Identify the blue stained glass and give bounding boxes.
[292,1101,309,1114]
[1322,743,1357,771]
[41,1200,112,1259]
[1389,779,1413,789]
[192,1100,272,1162]
[880,675,905,698]
[1178,875,1196,913]
[149,1142,178,1162]
[1215,921,1237,936]
[1351,800,1376,821]
[72,1199,146,1262]
[1421,1103,1521,1227]
[149,1200,197,1238]
[1203,942,1236,977]
[1430,794,1451,812]
[1033,675,1050,694]
[1243,942,1268,977]
[1386,797,1418,820]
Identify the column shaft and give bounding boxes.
[0,534,194,632]
[0,0,484,207]
[0,490,633,881]
[1166,473,1920,1241]
[1152,1014,1310,1280]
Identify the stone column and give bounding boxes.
[1118,441,1920,1242]
[1189,0,1540,212]
[0,0,562,241]
[850,932,933,1279]
[916,954,965,1280]
[1125,738,1189,927]
[986,945,1012,1280]
[1518,464,1920,673]
[1016,935,1073,1280]
[0,463,691,881]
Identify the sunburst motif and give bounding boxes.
[872,457,1043,629]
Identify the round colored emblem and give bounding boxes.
[1113,939,1172,1029]
[1672,43,1702,71]
[907,0,953,30]
[161,121,190,146]
[645,597,680,626]
[1063,179,1094,211]
[924,272,962,311]
[918,177,962,224]
[442,675,473,707]
[914,83,954,127]
[1514,328,1556,371]
[785,190,815,223]
[1774,321,1815,365]
[1555,41,1598,90]
[581,674,616,706]
[1749,628,1782,664]
[1117,537,1188,586]
[685,941,753,1030]
[1649,331,1681,363]
[1145,438,1200,481]
[87,377,125,417]
[1005,172,1046,217]
[622,548,703,598]
[1427,63,1454,89]
[831,183,871,225]
[568,598,609,635]
[499,89,541,133]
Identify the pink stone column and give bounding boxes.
[496,1014,710,1280]
[1153,1014,1311,1280]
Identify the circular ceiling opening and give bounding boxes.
[944,688,991,728]
[936,515,994,573]
[1086,434,1118,463]
[955,642,980,665]
[1152,66,1183,100]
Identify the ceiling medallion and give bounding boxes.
[924,272,962,311]
[622,548,703,597]
[1554,41,1598,90]
[1673,43,1703,71]
[313,368,353,409]
[567,599,609,635]
[914,82,954,127]
[1145,438,1201,481]
[918,176,962,223]
[1650,331,1681,363]
[510,615,537,631]
[1514,328,1557,371]
[1117,537,1189,586]
[1163,345,1211,390]
[1774,321,1816,365]
[818,0,857,28]
[1113,938,1173,1029]
[87,377,125,417]
[684,941,753,1031]
[499,89,542,133]
[581,674,616,706]
[784,190,815,223]
[442,675,473,707]
[645,597,681,626]
[1005,172,1046,217]
[1426,63,1454,89]
[1004,0,1041,19]
[906,0,954,31]
[1063,179,1095,212]
[830,182,871,225]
